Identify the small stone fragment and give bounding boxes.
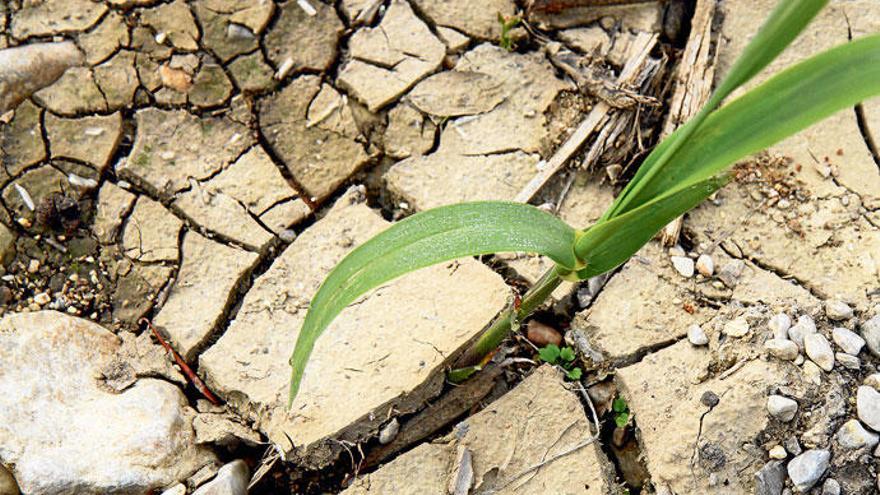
[766,395,798,422]
[861,315,880,357]
[378,418,400,445]
[835,352,860,370]
[822,479,840,495]
[788,315,817,350]
[786,449,830,492]
[802,360,823,385]
[717,259,745,287]
[764,339,799,361]
[191,460,248,495]
[526,320,562,347]
[754,460,785,495]
[768,313,792,340]
[825,300,853,321]
[700,391,719,408]
[804,333,835,371]
[857,385,880,431]
[865,373,880,390]
[723,317,750,338]
[832,327,865,355]
[768,445,787,460]
[687,324,708,346]
[670,256,695,278]
[836,419,879,450]
[695,254,714,277]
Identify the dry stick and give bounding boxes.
[658,0,719,246]
[140,318,222,405]
[514,32,659,203]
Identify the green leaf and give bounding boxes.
[566,367,582,381]
[606,0,828,220]
[614,412,629,428]
[612,397,628,414]
[538,344,561,364]
[289,202,579,403]
[575,175,730,278]
[559,346,576,362]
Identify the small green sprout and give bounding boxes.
[537,344,582,381]
[612,396,630,428]
[497,13,521,52]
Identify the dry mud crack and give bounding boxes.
[0,0,878,494]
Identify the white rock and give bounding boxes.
[695,254,714,277]
[0,312,214,494]
[768,313,791,340]
[835,352,860,370]
[862,315,880,357]
[378,418,400,445]
[804,333,835,371]
[764,339,799,361]
[858,386,880,431]
[802,360,823,385]
[768,445,787,460]
[723,317,750,338]
[766,395,798,422]
[788,315,817,349]
[787,449,830,492]
[836,419,879,450]
[832,327,865,355]
[865,373,880,390]
[822,478,841,495]
[670,256,694,278]
[825,300,854,321]
[161,484,187,495]
[687,325,708,346]
[192,460,248,495]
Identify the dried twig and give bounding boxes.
[140,318,222,405]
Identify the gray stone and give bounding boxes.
[717,259,745,287]
[822,478,840,495]
[857,385,880,431]
[836,419,878,450]
[755,461,785,495]
[191,460,248,495]
[832,326,865,355]
[804,333,835,371]
[0,312,214,494]
[825,300,854,320]
[338,0,445,111]
[670,256,695,278]
[688,325,708,346]
[786,449,830,492]
[784,437,802,456]
[767,395,798,422]
[764,339,799,361]
[835,352,860,370]
[862,315,880,357]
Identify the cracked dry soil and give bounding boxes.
[0,0,879,494]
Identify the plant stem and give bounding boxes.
[452,266,562,370]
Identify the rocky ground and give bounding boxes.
[0,0,878,494]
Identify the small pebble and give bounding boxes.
[668,245,686,257]
[687,325,708,346]
[832,327,865,355]
[378,418,399,445]
[33,292,50,306]
[764,339,799,361]
[695,254,714,277]
[794,354,805,365]
[526,320,562,347]
[835,419,878,450]
[835,352,860,370]
[788,315,817,349]
[768,445,787,460]
[700,391,719,407]
[767,395,798,422]
[787,449,830,492]
[825,300,853,321]
[822,478,841,495]
[802,361,822,385]
[723,317,750,338]
[861,315,880,357]
[804,333,835,371]
[717,260,744,287]
[864,373,880,390]
[27,259,40,274]
[768,313,791,340]
[784,436,802,456]
[670,256,695,278]
[857,386,880,431]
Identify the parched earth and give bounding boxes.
[0,0,879,494]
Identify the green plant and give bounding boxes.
[537,344,583,380]
[612,397,630,428]
[498,13,521,51]
[288,0,880,404]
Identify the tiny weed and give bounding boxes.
[497,13,521,52]
[612,396,630,428]
[537,344,582,381]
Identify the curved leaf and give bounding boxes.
[574,174,731,279]
[605,0,828,221]
[289,202,579,403]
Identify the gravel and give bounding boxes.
[825,300,853,321]
[786,449,830,492]
[836,419,878,450]
[861,315,880,357]
[804,333,835,371]
[767,395,798,422]
[832,327,865,355]
[670,256,694,278]
[764,338,799,361]
[857,385,880,431]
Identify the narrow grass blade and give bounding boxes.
[605,0,828,221]
[289,202,579,403]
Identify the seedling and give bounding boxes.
[498,13,521,51]
[612,397,630,428]
[537,344,583,381]
[288,0,880,404]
